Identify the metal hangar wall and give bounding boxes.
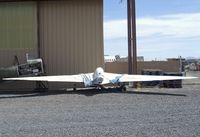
[0,0,104,90]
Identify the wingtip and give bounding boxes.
[2,78,9,81]
[2,78,15,81]
[186,76,198,79]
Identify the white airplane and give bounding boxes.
[3,67,197,91]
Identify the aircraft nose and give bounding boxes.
[98,76,103,84]
[92,75,104,85]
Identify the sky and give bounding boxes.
[104,0,200,60]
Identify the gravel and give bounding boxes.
[0,72,200,137]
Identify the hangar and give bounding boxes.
[0,0,104,89]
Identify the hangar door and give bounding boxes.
[39,0,104,75]
[39,0,104,89]
[0,2,37,67]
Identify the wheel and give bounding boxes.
[99,85,107,91]
[121,86,127,92]
[119,84,126,92]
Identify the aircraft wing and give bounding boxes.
[3,74,86,83]
[103,72,197,84]
[119,74,197,82]
[102,72,123,84]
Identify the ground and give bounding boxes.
[0,72,200,137]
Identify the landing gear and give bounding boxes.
[117,83,127,92]
[120,85,127,92]
[98,85,107,91]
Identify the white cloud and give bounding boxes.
[137,13,200,38]
[104,13,200,39]
[104,20,127,39]
[104,13,200,59]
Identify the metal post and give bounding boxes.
[127,0,132,74]
[127,0,137,74]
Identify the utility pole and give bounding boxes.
[127,0,137,74]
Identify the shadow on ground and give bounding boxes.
[0,88,187,99]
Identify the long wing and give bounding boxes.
[103,72,197,84]
[119,74,197,82]
[3,74,85,83]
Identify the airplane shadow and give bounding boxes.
[0,88,186,99]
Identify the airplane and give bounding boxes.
[3,67,197,91]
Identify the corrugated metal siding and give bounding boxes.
[0,1,37,67]
[0,2,37,90]
[0,0,104,90]
[39,0,104,89]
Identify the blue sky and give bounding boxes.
[104,0,200,60]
